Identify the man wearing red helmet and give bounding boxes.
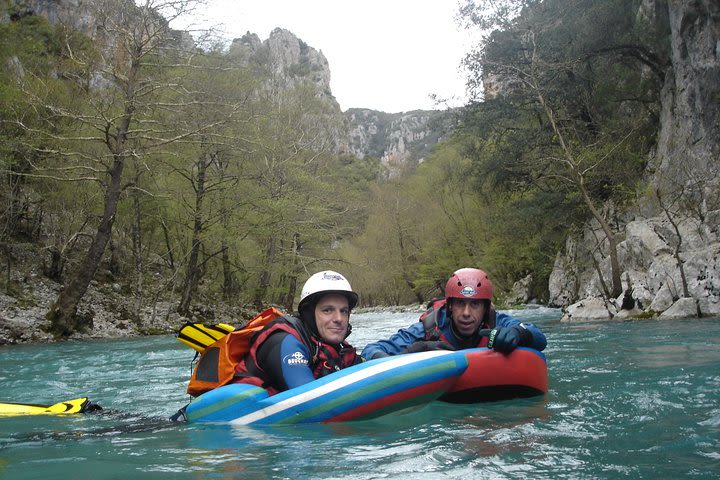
[361,268,547,360]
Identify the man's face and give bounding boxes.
[448,298,486,337]
[314,294,350,344]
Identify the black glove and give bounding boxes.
[403,341,456,354]
[487,326,532,354]
[367,351,389,360]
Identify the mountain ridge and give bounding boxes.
[7,0,457,174]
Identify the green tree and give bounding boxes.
[458,0,664,299]
[155,48,257,315]
[238,79,363,309]
[6,0,210,336]
[0,10,92,290]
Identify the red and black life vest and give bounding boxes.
[234,316,360,395]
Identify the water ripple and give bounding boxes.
[2,313,719,479]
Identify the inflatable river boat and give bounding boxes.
[440,347,548,403]
[182,350,467,425]
[181,347,548,425]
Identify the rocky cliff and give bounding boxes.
[228,28,337,107]
[546,0,720,322]
[345,108,457,177]
[548,207,720,319]
[9,0,88,29]
[653,0,720,194]
[228,29,455,170]
[9,0,453,171]
[232,29,455,172]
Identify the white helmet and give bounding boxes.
[298,270,359,312]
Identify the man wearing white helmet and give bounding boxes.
[233,270,361,394]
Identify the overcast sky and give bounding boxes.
[172,0,480,113]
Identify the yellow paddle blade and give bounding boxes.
[45,397,91,414]
[177,322,235,353]
[0,397,92,416]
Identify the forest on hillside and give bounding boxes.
[1,0,716,338]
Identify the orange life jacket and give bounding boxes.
[186,307,285,397]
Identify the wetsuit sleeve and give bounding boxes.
[361,322,426,360]
[255,331,316,392]
[495,312,548,351]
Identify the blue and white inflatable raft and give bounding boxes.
[183,350,468,425]
[182,347,548,425]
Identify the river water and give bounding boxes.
[1,309,719,479]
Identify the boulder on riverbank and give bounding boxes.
[551,209,720,322]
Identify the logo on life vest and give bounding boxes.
[460,285,476,297]
[284,351,309,367]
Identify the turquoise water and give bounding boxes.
[1,309,719,479]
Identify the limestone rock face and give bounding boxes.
[225,29,457,169]
[265,28,333,95]
[659,297,700,320]
[345,108,456,177]
[10,0,93,33]
[551,1,720,322]
[226,28,350,155]
[506,274,534,305]
[550,211,720,319]
[548,236,579,308]
[648,283,674,312]
[654,0,720,195]
[227,28,340,111]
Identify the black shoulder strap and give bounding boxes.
[281,315,315,351]
[421,307,441,340]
